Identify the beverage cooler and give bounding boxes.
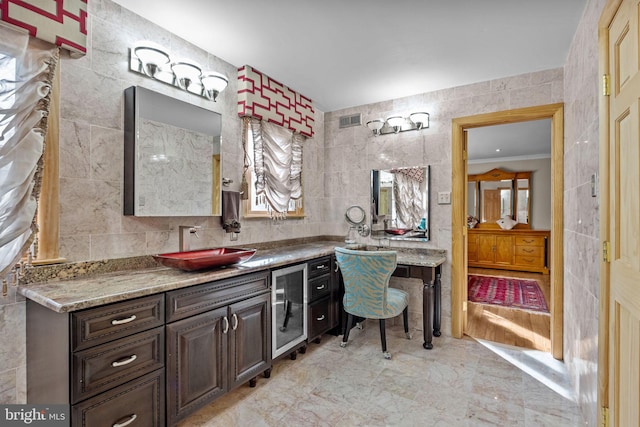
[271,263,308,358]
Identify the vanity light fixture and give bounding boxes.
[133,43,170,78]
[171,61,202,92]
[130,41,228,102]
[365,119,385,135]
[201,72,229,102]
[365,112,430,136]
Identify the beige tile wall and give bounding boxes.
[0,2,603,423]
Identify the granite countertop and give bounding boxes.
[18,241,446,314]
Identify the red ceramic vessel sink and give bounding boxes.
[153,248,256,271]
[384,228,413,235]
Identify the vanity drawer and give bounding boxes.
[72,294,164,351]
[514,246,543,257]
[514,255,544,268]
[308,296,331,340]
[72,369,165,427]
[308,274,331,301]
[308,257,331,278]
[72,326,165,403]
[166,271,269,322]
[514,236,545,247]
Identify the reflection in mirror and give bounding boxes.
[517,178,530,223]
[479,179,512,222]
[468,168,530,229]
[124,86,222,216]
[467,181,477,218]
[371,165,430,241]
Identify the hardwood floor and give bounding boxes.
[465,267,551,352]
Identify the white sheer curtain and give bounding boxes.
[0,23,58,277]
[249,118,303,218]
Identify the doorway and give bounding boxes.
[451,103,564,360]
[465,120,553,352]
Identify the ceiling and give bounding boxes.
[111,0,586,113]
[111,1,584,159]
[466,119,551,162]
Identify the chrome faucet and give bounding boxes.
[179,226,201,252]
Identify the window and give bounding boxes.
[242,118,304,218]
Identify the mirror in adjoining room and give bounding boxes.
[467,120,551,231]
[124,86,222,217]
[467,168,531,229]
[370,165,430,241]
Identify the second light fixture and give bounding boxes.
[366,112,430,136]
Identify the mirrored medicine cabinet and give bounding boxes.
[124,86,222,217]
[370,165,430,241]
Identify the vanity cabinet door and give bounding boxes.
[166,307,228,426]
[468,234,478,262]
[228,292,271,390]
[494,235,514,266]
[475,234,513,266]
[476,234,497,265]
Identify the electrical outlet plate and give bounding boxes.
[438,192,451,204]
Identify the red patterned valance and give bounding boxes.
[238,65,314,137]
[0,0,87,55]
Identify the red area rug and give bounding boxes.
[468,275,549,313]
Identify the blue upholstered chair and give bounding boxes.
[335,247,410,359]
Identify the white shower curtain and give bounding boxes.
[0,23,58,276]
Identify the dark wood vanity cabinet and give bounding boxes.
[27,270,272,427]
[307,256,339,342]
[165,271,271,426]
[27,294,166,427]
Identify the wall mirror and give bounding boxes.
[467,167,531,229]
[370,165,430,241]
[124,86,222,216]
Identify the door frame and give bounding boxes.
[451,103,564,360]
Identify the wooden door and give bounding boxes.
[601,0,640,424]
[228,293,271,389]
[166,307,227,425]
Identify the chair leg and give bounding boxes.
[379,319,391,359]
[279,299,292,332]
[341,314,355,348]
[403,307,411,339]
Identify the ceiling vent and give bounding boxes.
[339,113,362,129]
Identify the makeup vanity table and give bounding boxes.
[392,251,444,349]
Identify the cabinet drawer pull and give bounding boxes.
[316,284,326,290]
[523,239,534,243]
[522,248,534,253]
[113,414,137,427]
[315,264,326,270]
[111,354,138,367]
[223,316,229,334]
[316,314,325,321]
[232,313,238,330]
[111,315,137,325]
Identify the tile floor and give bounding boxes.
[179,324,586,426]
